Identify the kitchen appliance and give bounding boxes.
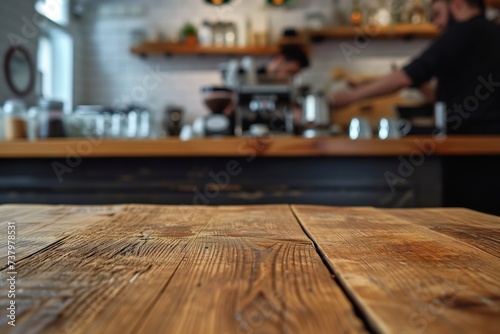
[197,86,234,137]
[302,92,331,138]
[193,114,232,137]
[201,86,235,114]
[235,76,295,136]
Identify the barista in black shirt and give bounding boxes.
[256,44,310,78]
[331,0,500,134]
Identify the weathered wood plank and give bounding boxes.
[386,208,500,259]
[0,205,122,266]
[0,205,216,334]
[136,206,366,334]
[1,205,367,334]
[293,205,500,334]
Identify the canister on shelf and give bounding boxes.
[2,99,28,140]
[37,100,66,138]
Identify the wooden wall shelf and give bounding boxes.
[131,42,280,57]
[131,37,311,57]
[1,137,500,158]
[308,24,440,40]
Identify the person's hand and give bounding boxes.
[266,56,285,75]
[330,90,356,109]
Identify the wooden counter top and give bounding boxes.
[1,204,499,333]
[0,136,499,158]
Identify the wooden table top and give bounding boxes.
[0,136,500,158]
[1,205,499,333]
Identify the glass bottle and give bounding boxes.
[199,21,214,46]
[374,0,391,26]
[391,0,405,24]
[213,22,225,47]
[351,0,363,26]
[225,22,237,47]
[409,0,426,25]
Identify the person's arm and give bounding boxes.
[418,83,437,103]
[330,23,470,109]
[330,70,412,108]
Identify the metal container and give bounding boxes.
[302,93,331,137]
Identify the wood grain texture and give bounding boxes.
[0,205,215,334]
[385,208,500,259]
[0,205,366,334]
[137,206,365,333]
[0,136,499,158]
[0,205,121,267]
[293,205,500,334]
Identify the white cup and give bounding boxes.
[378,118,412,140]
[349,118,373,140]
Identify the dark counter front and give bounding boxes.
[0,137,499,214]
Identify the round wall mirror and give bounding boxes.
[3,46,35,97]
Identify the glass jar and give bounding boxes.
[199,21,214,46]
[409,0,426,24]
[37,100,66,138]
[225,22,238,47]
[213,22,225,47]
[2,99,28,140]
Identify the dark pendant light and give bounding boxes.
[266,0,294,6]
[205,0,232,5]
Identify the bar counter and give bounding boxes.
[0,136,499,158]
[0,136,499,214]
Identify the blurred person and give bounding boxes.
[331,0,500,134]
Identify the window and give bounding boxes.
[38,35,53,99]
[35,0,73,112]
[35,0,69,26]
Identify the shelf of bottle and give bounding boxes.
[130,42,281,57]
[307,23,441,40]
[130,37,311,57]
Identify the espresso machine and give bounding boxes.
[234,76,295,136]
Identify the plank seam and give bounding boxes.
[290,205,381,334]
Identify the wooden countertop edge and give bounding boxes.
[0,136,499,158]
